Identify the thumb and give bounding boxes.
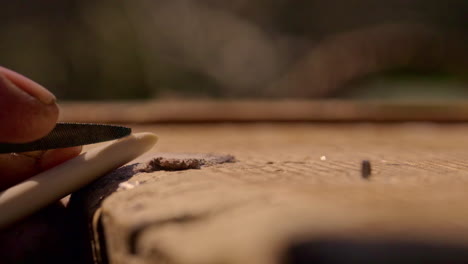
[0,67,58,143]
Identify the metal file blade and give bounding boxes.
[0,123,132,154]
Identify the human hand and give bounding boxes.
[0,66,83,263]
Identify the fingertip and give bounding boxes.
[0,72,59,143]
[39,146,83,171]
[0,154,38,191]
[0,66,56,105]
[0,146,82,191]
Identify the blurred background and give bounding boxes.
[0,0,467,100]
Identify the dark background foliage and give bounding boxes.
[1,0,466,100]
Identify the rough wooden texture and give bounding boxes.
[74,123,468,264]
[60,100,468,123]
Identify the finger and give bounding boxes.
[0,146,83,262]
[0,68,58,143]
[0,146,82,191]
[0,153,37,191]
[39,146,83,171]
[0,67,56,105]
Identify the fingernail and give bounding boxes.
[0,66,56,105]
[27,82,56,105]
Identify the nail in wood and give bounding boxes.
[361,160,372,179]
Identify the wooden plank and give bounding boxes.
[73,123,468,264]
[60,100,468,123]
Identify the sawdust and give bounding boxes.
[135,153,235,172]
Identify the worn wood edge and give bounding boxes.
[98,177,468,264]
[59,100,468,123]
[67,126,468,263]
[68,153,236,264]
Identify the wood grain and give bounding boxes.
[73,123,468,264]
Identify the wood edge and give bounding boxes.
[59,100,468,123]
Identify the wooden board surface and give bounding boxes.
[74,123,468,264]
